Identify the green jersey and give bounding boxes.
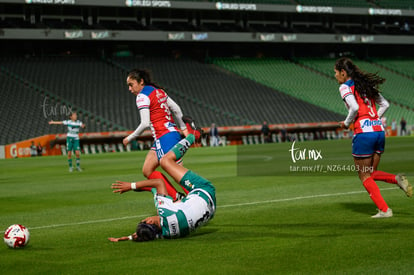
[63,120,83,139]
[154,171,216,239]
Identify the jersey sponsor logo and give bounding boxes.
[167,215,180,237]
[165,122,176,128]
[361,119,382,128]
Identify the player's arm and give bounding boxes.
[123,94,151,145]
[167,97,187,134]
[48,120,64,125]
[123,107,150,145]
[81,122,86,129]
[339,84,359,129]
[376,94,389,118]
[108,232,138,242]
[111,179,168,195]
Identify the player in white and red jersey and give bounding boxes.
[335,58,412,218]
[122,69,201,198]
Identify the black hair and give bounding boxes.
[134,222,161,242]
[335,57,385,100]
[127,69,164,90]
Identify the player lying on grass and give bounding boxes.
[334,57,412,218]
[108,134,216,242]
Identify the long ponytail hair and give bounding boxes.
[127,69,164,90]
[335,57,385,100]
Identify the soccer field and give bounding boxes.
[1,137,414,274]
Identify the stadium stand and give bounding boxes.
[0,58,128,144]
[1,54,413,144]
[0,71,100,145]
[213,57,345,114]
[0,54,344,143]
[294,57,414,124]
[296,57,414,108]
[214,57,414,125]
[0,56,131,130]
[112,56,343,125]
[371,58,414,79]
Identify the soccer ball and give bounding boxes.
[3,224,30,248]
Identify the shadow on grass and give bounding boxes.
[340,202,374,215]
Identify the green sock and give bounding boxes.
[172,134,195,160]
[76,158,80,168]
[68,159,73,168]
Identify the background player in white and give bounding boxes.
[122,69,201,198]
[335,58,412,218]
[108,133,215,242]
[49,112,85,172]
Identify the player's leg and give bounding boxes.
[154,132,189,196]
[142,150,159,178]
[371,158,412,197]
[354,156,391,218]
[371,153,397,183]
[147,171,184,201]
[141,148,184,199]
[67,138,73,172]
[67,150,73,172]
[352,133,391,218]
[160,134,195,184]
[74,139,81,171]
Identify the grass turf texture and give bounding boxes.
[1,137,413,274]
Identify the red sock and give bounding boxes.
[371,170,397,184]
[363,177,389,212]
[159,171,189,195]
[148,171,181,198]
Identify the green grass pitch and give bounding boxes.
[1,137,414,274]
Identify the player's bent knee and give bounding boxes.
[159,156,173,171]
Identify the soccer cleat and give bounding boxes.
[396,174,412,197]
[371,208,393,218]
[182,115,203,142]
[69,167,73,173]
[76,167,82,172]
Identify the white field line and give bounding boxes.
[28,187,398,230]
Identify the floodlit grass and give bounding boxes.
[1,137,413,274]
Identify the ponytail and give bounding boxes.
[335,57,385,100]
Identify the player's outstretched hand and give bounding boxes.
[48,120,54,124]
[111,181,132,194]
[123,137,129,146]
[108,237,120,242]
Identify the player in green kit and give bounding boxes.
[109,133,216,242]
[49,112,85,172]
